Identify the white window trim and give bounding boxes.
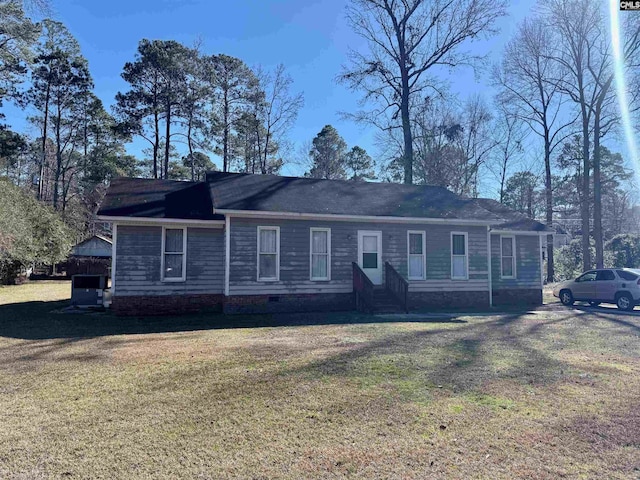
[407,230,426,280]
[310,227,331,281]
[451,231,469,280]
[500,235,517,279]
[257,226,280,282]
[357,230,382,270]
[111,223,117,294]
[161,226,187,282]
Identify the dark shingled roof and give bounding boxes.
[97,173,550,232]
[206,172,502,221]
[474,198,552,232]
[97,177,222,220]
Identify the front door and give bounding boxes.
[358,230,382,285]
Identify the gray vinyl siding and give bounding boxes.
[114,225,224,296]
[491,234,541,289]
[229,217,490,295]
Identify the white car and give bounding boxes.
[553,268,640,311]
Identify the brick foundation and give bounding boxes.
[223,293,354,314]
[111,294,225,316]
[111,288,537,316]
[111,293,353,316]
[492,288,542,306]
[408,291,490,310]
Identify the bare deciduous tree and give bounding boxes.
[542,0,600,271]
[543,0,640,270]
[255,64,303,175]
[486,102,526,204]
[456,95,495,197]
[590,13,640,268]
[494,16,574,281]
[339,0,506,184]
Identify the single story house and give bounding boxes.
[97,172,551,316]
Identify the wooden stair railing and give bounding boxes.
[352,262,375,313]
[385,262,409,313]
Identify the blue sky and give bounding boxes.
[10,0,539,183]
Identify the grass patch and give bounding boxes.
[0,280,70,305]
[464,392,516,410]
[0,282,638,478]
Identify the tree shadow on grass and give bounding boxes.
[0,336,109,368]
[571,306,640,334]
[280,312,579,394]
[0,299,468,340]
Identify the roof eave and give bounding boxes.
[213,208,495,225]
[96,215,225,226]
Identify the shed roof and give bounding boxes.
[74,235,112,248]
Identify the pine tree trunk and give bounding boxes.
[223,90,229,173]
[400,55,413,185]
[261,126,270,175]
[39,84,50,201]
[544,129,554,282]
[52,105,62,210]
[499,155,507,203]
[592,77,611,269]
[153,111,159,179]
[187,117,194,181]
[256,116,264,174]
[593,111,604,269]
[164,99,171,180]
[581,110,591,271]
[401,95,413,185]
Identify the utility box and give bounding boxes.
[71,274,108,307]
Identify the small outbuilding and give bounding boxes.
[71,235,112,258]
[54,235,112,277]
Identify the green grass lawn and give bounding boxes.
[0,282,638,479]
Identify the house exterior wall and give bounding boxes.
[490,234,541,289]
[490,233,542,306]
[228,217,490,298]
[114,225,224,297]
[110,220,544,315]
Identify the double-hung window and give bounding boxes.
[162,227,187,282]
[407,231,426,280]
[310,228,331,280]
[258,226,279,281]
[451,232,468,280]
[501,236,516,279]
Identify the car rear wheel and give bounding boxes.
[560,290,574,306]
[589,301,600,307]
[616,293,634,311]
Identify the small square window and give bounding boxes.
[363,252,378,269]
